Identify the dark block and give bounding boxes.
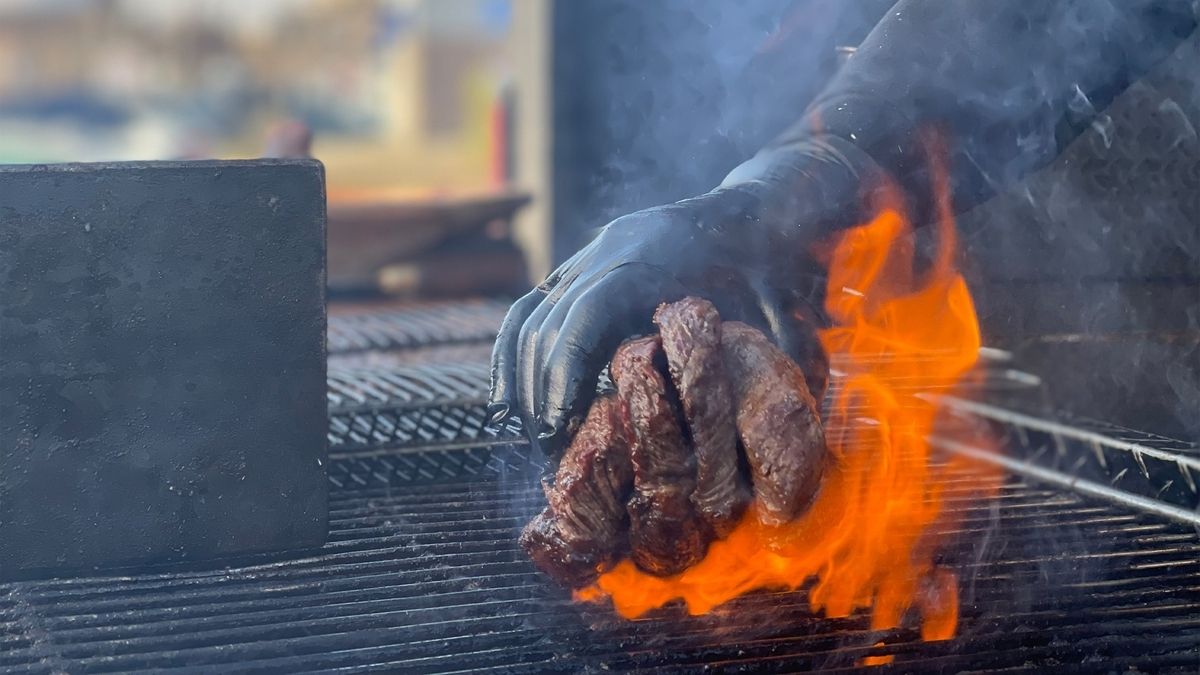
[0,160,328,578]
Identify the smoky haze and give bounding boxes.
[550,0,1199,443]
[550,0,893,261]
[525,0,1200,645]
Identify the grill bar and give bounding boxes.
[3,461,1199,673]
[2,302,1197,672]
[4,580,1198,672]
[7,522,1191,635]
[328,301,508,354]
[934,435,1200,525]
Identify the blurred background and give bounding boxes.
[0,0,553,296]
[0,0,860,301]
[0,0,859,302]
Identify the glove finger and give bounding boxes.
[529,275,608,450]
[530,286,580,432]
[515,288,562,438]
[789,311,831,410]
[488,289,544,423]
[493,244,596,426]
[539,264,685,454]
[539,239,600,293]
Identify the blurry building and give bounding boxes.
[0,0,519,194]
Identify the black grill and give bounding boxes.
[3,300,1198,673]
[328,300,509,354]
[2,453,1197,673]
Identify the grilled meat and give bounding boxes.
[519,396,633,587]
[523,299,830,585]
[611,336,707,576]
[721,321,827,526]
[654,298,748,537]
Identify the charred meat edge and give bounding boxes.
[721,321,828,526]
[654,297,748,538]
[611,335,708,576]
[519,396,633,587]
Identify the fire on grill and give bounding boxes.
[522,141,1004,644]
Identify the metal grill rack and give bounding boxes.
[327,363,524,454]
[328,363,490,411]
[328,300,509,354]
[328,343,495,370]
[933,395,1200,526]
[328,403,523,458]
[2,441,1198,673]
[2,300,1198,673]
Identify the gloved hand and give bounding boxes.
[490,0,1199,457]
[489,138,880,457]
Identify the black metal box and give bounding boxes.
[0,160,328,578]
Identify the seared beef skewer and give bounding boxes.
[611,336,707,576]
[654,298,748,538]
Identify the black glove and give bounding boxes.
[488,138,879,457]
[488,0,1199,458]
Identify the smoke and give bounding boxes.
[552,0,890,258]
[551,0,1200,502]
[959,21,1200,444]
[512,5,1200,656]
[551,0,1200,444]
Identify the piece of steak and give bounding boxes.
[720,321,828,526]
[611,336,707,576]
[654,298,748,538]
[519,396,633,587]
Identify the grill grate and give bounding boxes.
[328,363,490,412]
[328,300,508,354]
[1,453,1198,673]
[328,343,495,370]
[326,363,524,455]
[933,394,1200,525]
[323,350,1044,457]
[2,302,1196,672]
[327,404,523,462]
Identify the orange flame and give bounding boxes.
[576,140,999,642]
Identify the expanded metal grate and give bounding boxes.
[323,349,1045,456]
[328,403,524,457]
[1,445,1198,673]
[328,343,495,370]
[326,444,543,491]
[328,363,490,412]
[327,363,524,455]
[2,301,1196,672]
[328,300,508,354]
